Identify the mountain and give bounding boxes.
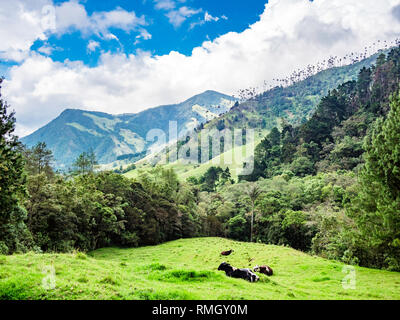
[139,52,382,177]
[20,90,236,169]
[203,52,383,134]
[238,48,400,182]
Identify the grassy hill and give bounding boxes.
[1,237,400,300]
[125,133,265,181]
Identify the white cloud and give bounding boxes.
[4,0,400,137]
[54,1,147,38]
[0,0,148,61]
[134,29,153,45]
[204,12,220,22]
[140,29,152,40]
[104,33,119,41]
[153,0,187,11]
[190,11,228,29]
[153,0,201,28]
[87,40,100,53]
[166,6,202,28]
[0,0,52,61]
[37,43,62,56]
[154,0,177,11]
[37,45,53,56]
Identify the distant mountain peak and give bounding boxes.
[21,90,235,169]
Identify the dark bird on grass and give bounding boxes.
[221,249,234,256]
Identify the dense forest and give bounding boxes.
[1,47,400,272]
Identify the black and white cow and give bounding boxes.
[218,262,259,282]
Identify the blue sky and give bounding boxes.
[1,0,399,137]
[2,0,267,69]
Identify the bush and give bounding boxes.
[0,242,8,255]
[147,263,167,271]
[75,252,88,260]
[290,157,315,177]
[227,215,248,241]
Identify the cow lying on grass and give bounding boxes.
[220,249,234,256]
[254,265,273,276]
[218,262,259,282]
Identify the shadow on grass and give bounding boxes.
[148,269,223,283]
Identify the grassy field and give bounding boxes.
[1,237,400,300]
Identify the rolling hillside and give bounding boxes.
[20,91,235,169]
[1,238,400,300]
[125,135,264,181]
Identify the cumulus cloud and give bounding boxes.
[4,0,400,137]
[54,1,147,37]
[0,0,148,61]
[0,0,51,61]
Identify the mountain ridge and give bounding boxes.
[131,52,383,178]
[21,90,236,169]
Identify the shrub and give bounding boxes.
[0,242,8,255]
[147,263,167,271]
[75,252,88,260]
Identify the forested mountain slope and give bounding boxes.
[243,48,400,181]
[133,52,382,176]
[21,90,235,169]
[203,52,382,134]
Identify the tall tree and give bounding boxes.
[245,184,263,242]
[200,166,223,192]
[24,142,54,177]
[0,78,32,254]
[349,91,400,270]
[72,149,98,175]
[268,127,281,147]
[87,148,98,172]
